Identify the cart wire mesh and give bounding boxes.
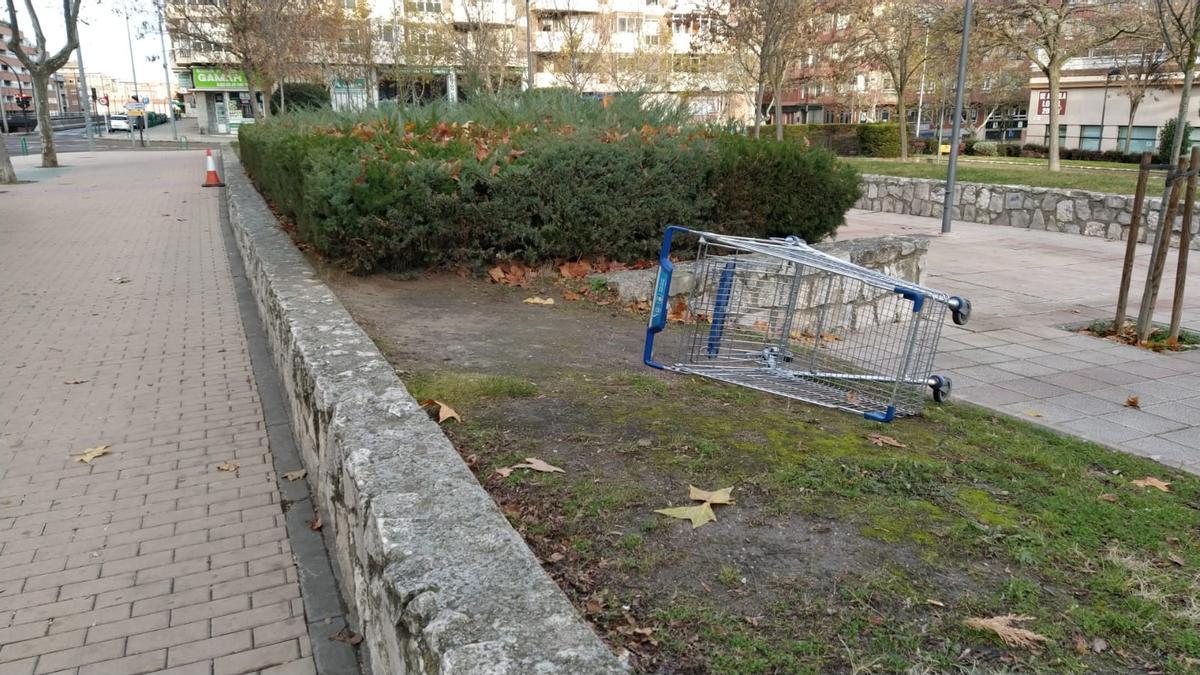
[644,227,969,421]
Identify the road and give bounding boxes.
[3,126,192,155]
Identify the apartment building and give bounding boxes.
[1027,46,1200,154]
[167,0,742,134]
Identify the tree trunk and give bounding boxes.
[1136,38,1198,340]
[1123,102,1138,154]
[30,71,58,168]
[0,135,16,184]
[752,80,764,140]
[773,77,783,141]
[241,65,264,119]
[897,89,908,160]
[1047,67,1061,172]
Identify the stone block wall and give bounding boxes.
[224,155,625,675]
[855,173,1200,249]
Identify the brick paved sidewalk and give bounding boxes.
[844,209,1200,474]
[0,153,316,674]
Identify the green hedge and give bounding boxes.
[240,97,861,273]
[270,83,331,115]
[783,123,901,157]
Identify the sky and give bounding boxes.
[18,0,169,87]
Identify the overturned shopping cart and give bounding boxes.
[643,227,971,422]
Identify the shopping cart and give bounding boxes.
[643,227,971,422]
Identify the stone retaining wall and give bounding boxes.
[601,235,928,333]
[223,154,625,675]
[855,173,1200,249]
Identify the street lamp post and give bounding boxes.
[940,0,975,234]
[125,10,145,148]
[524,0,534,91]
[155,0,178,140]
[1098,65,1120,152]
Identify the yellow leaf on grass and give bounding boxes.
[867,433,906,448]
[964,614,1050,649]
[1131,476,1171,492]
[217,461,239,472]
[689,485,735,505]
[523,296,555,306]
[419,399,461,424]
[283,469,307,481]
[73,445,111,464]
[655,502,716,529]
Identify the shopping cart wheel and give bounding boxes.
[949,296,972,326]
[929,375,952,403]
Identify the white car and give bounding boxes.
[108,114,130,132]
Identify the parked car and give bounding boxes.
[108,114,130,132]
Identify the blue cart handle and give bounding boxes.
[644,226,689,369]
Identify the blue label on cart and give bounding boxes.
[650,269,669,328]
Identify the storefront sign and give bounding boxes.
[191,67,248,90]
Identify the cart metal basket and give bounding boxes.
[643,227,971,422]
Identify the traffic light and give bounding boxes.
[91,87,97,101]
[15,95,30,110]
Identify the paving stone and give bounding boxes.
[1058,417,1148,446]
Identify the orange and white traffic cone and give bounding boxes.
[202,148,225,188]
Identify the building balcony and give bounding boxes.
[530,0,600,13]
[450,0,515,25]
[533,30,601,53]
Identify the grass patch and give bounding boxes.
[405,371,538,406]
[408,364,1200,672]
[846,157,1165,195]
[1085,318,1200,352]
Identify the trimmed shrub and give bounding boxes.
[1000,144,1022,157]
[240,94,862,274]
[783,123,861,155]
[973,141,998,157]
[270,83,331,115]
[1158,118,1193,164]
[856,123,901,157]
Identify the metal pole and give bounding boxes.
[75,42,95,151]
[524,0,534,91]
[155,0,177,140]
[125,11,144,147]
[1099,74,1112,152]
[940,0,974,235]
[915,31,928,141]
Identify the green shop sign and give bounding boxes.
[191,68,248,90]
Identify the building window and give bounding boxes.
[615,15,642,33]
[1117,125,1157,153]
[406,0,439,12]
[1079,125,1101,151]
[1041,123,1067,147]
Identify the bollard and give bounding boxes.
[19,137,28,155]
[179,136,188,151]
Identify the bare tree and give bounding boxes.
[980,0,1135,171]
[601,12,671,93]
[1114,44,1171,153]
[850,0,943,159]
[453,0,520,95]
[968,54,1028,140]
[1135,0,1200,340]
[551,5,601,94]
[700,0,800,140]
[4,0,83,168]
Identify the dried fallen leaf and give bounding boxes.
[1073,634,1088,655]
[1091,637,1108,653]
[1026,410,1044,418]
[487,266,507,283]
[1131,476,1171,492]
[73,445,111,464]
[563,291,581,301]
[558,260,593,279]
[1125,395,1141,409]
[282,469,307,481]
[667,298,691,323]
[1098,493,1119,503]
[330,628,362,645]
[963,615,1050,649]
[867,433,906,448]
[689,485,735,505]
[216,461,239,472]
[309,514,322,531]
[655,502,716,529]
[523,296,555,306]
[1167,552,1186,566]
[926,599,945,608]
[585,599,603,614]
[110,276,131,284]
[497,457,565,478]
[419,399,461,424]
[63,379,88,385]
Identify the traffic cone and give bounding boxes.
[202,148,224,188]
